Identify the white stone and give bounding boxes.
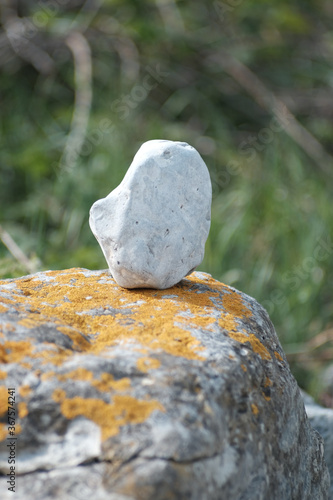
[89,140,212,289]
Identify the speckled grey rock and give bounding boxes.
[0,268,330,500]
[302,391,333,499]
[89,140,212,289]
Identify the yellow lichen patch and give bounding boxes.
[264,377,272,387]
[18,318,42,328]
[1,269,217,364]
[21,362,32,370]
[262,377,272,401]
[0,304,8,313]
[0,386,8,415]
[0,340,34,363]
[222,290,252,319]
[56,326,91,351]
[4,323,15,332]
[59,394,165,441]
[248,336,271,361]
[92,373,131,393]
[0,297,16,306]
[52,388,66,403]
[41,371,55,381]
[50,368,131,393]
[218,312,239,335]
[137,356,161,373]
[19,385,32,398]
[274,351,283,362]
[56,368,94,382]
[251,403,259,416]
[241,364,247,372]
[0,423,7,441]
[226,329,271,361]
[0,269,267,369]
[37,347,73,366]
[88,310,206,361]
[174,312,216,331]
[217,292,270,362]
[18,402,28,418]
[0,369,7,379]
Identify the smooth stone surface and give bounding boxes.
[0,268,330,500]
[89,140,212,289]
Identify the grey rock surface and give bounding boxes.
[302,391,333,499]
[0,268,330,500]
[89,140,212,289]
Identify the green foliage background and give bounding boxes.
[1,0,333,396]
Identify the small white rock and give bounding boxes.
[89,139,212,289]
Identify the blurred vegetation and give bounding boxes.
[1,0,333,399]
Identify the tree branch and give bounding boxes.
[207,50,333,177]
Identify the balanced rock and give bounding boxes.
[0,268,330,499]
[89,140,212,289]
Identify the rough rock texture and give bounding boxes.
[89,140,212,289]
[320,364,333,408]
[302,391,333,499]
[0,268,330,500]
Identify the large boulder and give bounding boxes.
[0,268,330,499]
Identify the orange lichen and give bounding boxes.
[0,269,267,369]
[52,388,66,403]
[137,356,161,372]
[0,340,34,363]
[241,364,247,372]
[19,385,32,398]
[274,351,283,362]
[0,369,7,379]
[92,373,131,393]
[3,323,15,332]
[225,329,271,361]
[56,326,91,351]
[0,386,8,415]
[37,347,73,366]
[222,290,252,318]
[41,371,55,381]
[261,377,272,401]
[0,297,16,306]
[0,305,8,313]
[14,423,22,435]
[58,394,164,441]
[56,368,94,382]
[1,269,219,363]
[20,362,32,370]
[262,393,271,401]
[175,312,216,331]
[18,402,28,418]
[251,403,259,415]
[18,318,41,328]
[264,377,272,387]
[49,369,131,393]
